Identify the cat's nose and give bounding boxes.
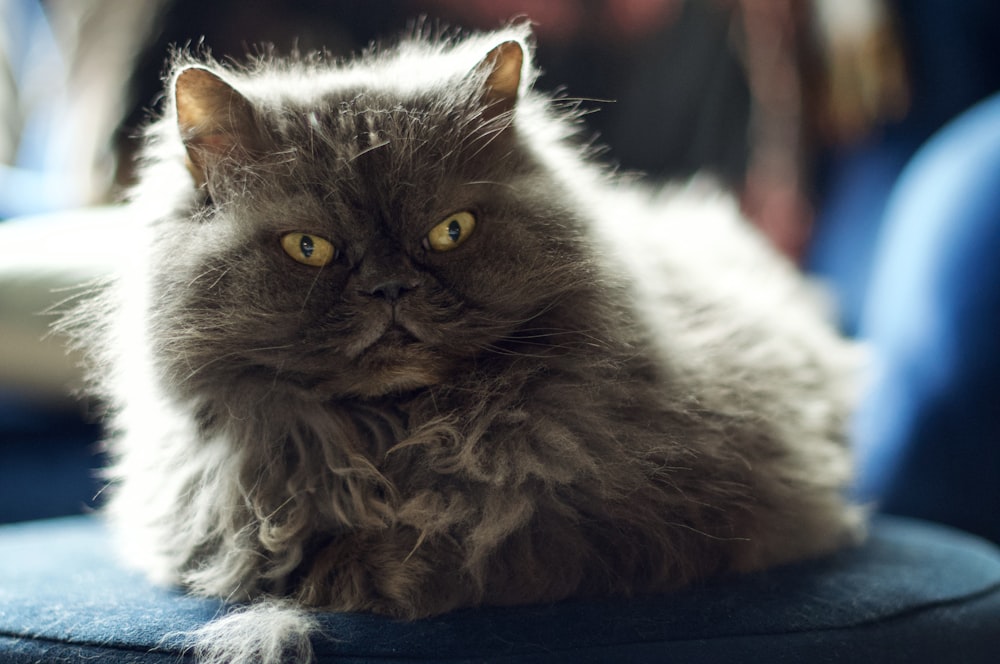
[368,280,412,302]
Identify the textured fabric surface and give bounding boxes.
[1,515,999,663]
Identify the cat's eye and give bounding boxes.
[425,211,476,252]
[281,232,337,267]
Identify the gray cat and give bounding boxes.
[67,24,862,664]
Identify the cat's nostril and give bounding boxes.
[369,280,412,302]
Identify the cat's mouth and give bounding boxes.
[351,320,423,357]
[316,308,455,397]
[378,326,420,346]
[339,324,447,397]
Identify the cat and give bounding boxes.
[66,23,863,664]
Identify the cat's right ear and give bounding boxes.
[174,67,259,189]
[477,40,524,123]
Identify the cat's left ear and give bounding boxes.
[476,40,524,122]
[174,67,261,189]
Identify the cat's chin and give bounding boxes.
[339,334,450,398]
[343,363,444,398]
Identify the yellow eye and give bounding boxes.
[426,211,476,252]
[281,232,336,266]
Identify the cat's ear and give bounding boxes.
[477,40,524,122]
[174,67,260,188]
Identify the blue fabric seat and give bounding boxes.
[1,515,999,663]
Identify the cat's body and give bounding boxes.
[72,25,861,663]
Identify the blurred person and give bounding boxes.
[808,0,1000,335]
[851,91,1000,543]
[805,0,1000,542]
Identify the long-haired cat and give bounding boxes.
[68,24,862,664]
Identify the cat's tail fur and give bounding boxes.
[177,600,319,664]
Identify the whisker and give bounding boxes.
[348,137,390,162]
[459,179,517,190]
[298,266,326,315]
[184,343,297,382]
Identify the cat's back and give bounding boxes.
[584,180,859,430]
[587,180,812,320]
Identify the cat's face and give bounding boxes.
[146,38,590,401]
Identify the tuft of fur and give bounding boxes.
[181,601,318,664]
[63,23,864,664]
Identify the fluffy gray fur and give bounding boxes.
[66,24,863,664]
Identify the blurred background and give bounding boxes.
[1,0,998,542]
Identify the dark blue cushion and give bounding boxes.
[1,515,999,663]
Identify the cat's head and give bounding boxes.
[140,27,599,403]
